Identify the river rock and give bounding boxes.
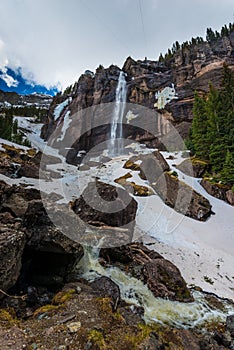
[100,243,193,302]
[142,258,193,302]
[90,276,120,311]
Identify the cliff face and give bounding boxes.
[41,32,234,158]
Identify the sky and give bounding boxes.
[0,0,233,90]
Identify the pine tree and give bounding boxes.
[205,83,225,172]
[191,91,209,159]
[221,150,234,185]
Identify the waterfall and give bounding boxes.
[110,71,127,156]
[76,246,234,328]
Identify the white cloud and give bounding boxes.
[0,0,233,89]
[0,71,18,87]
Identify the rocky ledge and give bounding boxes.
[201,179,234,206]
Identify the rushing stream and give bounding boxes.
[78,245,234,328]
[110,71,127,156]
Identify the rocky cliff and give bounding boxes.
[41,31,234,161]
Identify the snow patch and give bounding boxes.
[54,98,71,120]
[57,111,72,142]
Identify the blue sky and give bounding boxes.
[0,0,233,89]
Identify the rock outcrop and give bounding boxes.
[201,179,234,205]
[41,32,234,158]
[153,172,212,220]
[123,152,212,221]
[0,181,84,293]
[176,157,209,178]
[100,243,194,302]
[0,224,26,295]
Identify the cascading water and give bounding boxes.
[77,246,234,328]
[110,71,127,156]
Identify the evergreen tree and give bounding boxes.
[191,91,209,159]
[221,150,234,185]
[191,64,234,185]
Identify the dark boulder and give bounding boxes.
[100,243,193,303]
[71,180,138,246]
[90,276,120,311]
[201,179,234,205]
[176,158,209,178]
[124,151,170,182]
[0,226,26,295]
[142,258,193,302]
[153,172,212,220]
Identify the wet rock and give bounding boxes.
[101,243,193,302]
[101,243,162,265]
[90,276,120,311]
[142,258,194,302]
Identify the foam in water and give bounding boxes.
[78,245,234,328]
[110,71,127,156]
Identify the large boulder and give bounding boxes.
[100,243,194,302]
[176,157,209,178]
[142,258,192,302]
[124,151,170,182]
[0,225,26,295]
[153,172,212,221]
[201,179,234,205]
[90,276,120,311]
[71,180,138,246]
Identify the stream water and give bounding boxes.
[77,245,234,328]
